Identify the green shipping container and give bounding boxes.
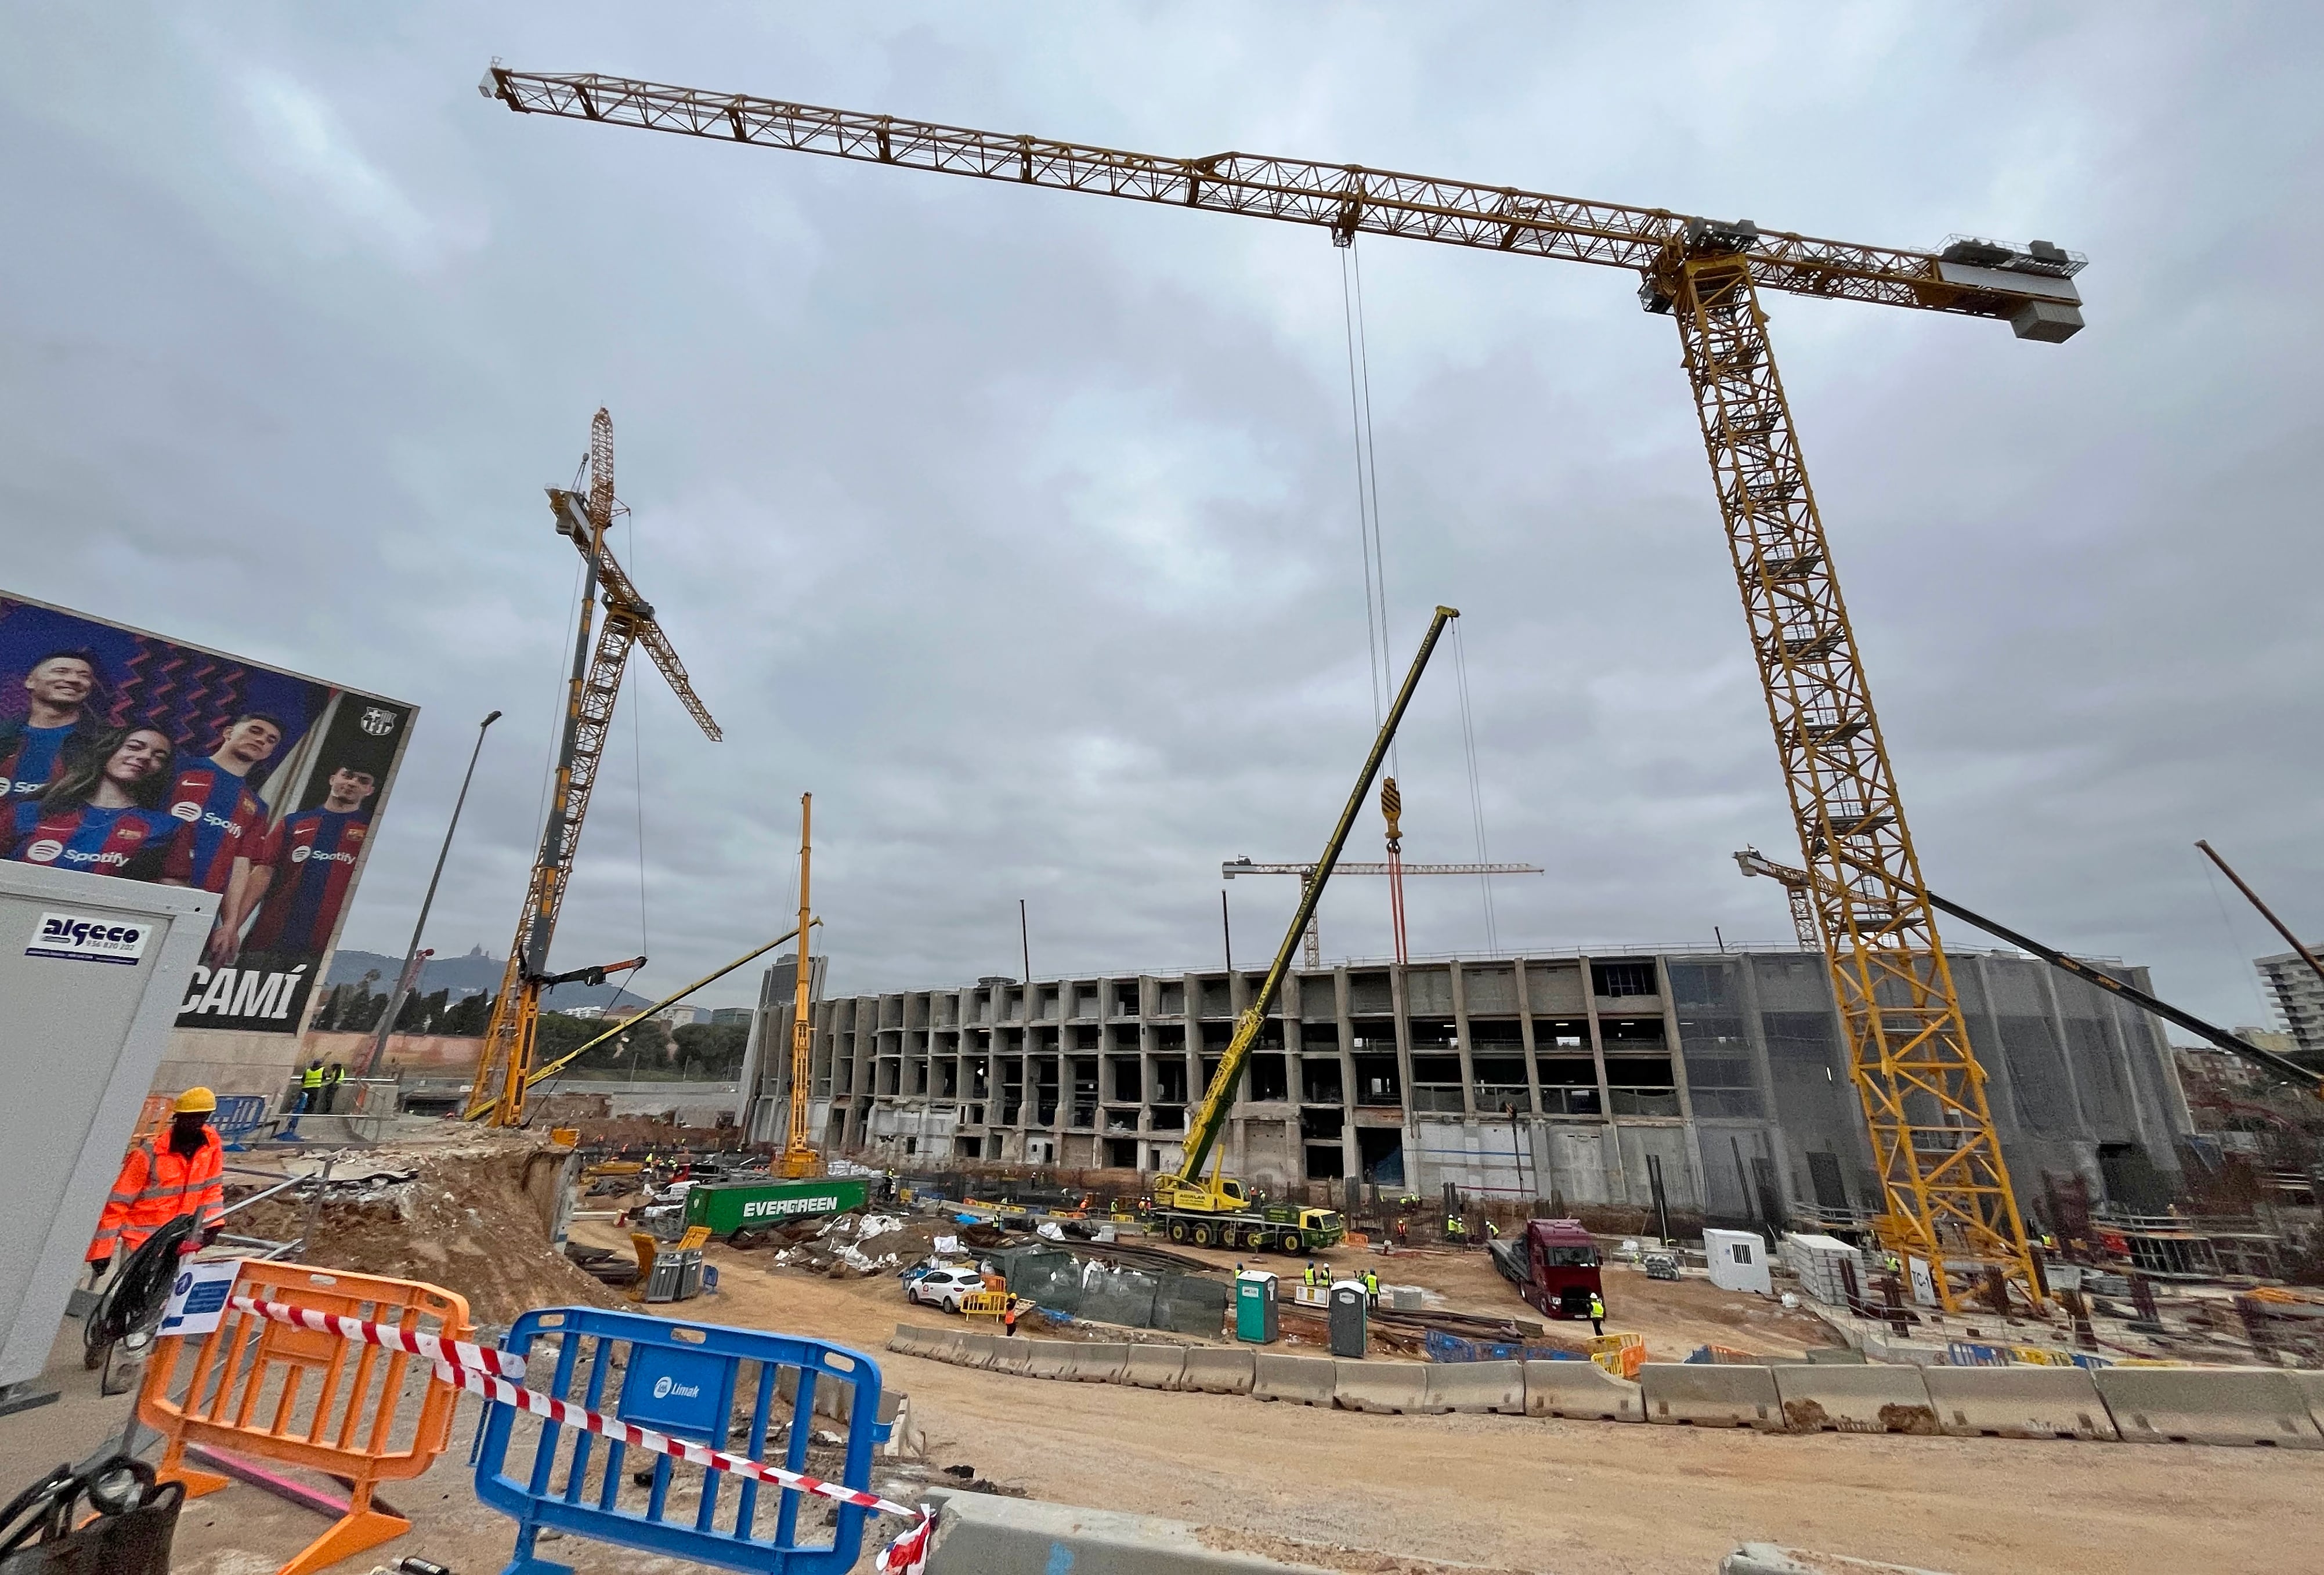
[682,1176,871,1235]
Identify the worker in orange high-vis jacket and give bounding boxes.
[87,1087,225,1279]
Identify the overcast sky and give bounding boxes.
[3,5,2317,1026]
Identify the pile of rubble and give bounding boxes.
[734,1210,949,1279]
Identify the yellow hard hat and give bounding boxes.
[174,1087,218,1114]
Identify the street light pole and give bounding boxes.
[360,709,502,1076]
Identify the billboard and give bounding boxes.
[0,592,415,1033]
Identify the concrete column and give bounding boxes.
[1334,965,1360,1184]
[1967,956,2025,1135]
[1656,955,1711,1212]
[1449,958,1476,1117]
[1578,955,1626,1198]
[1515,955,1544,1116]
[2033,965,2094,1133]
[1732,957,1794,1213]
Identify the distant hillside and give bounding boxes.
[327,947,654,1015]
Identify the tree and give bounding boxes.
[673,1021,750,1081]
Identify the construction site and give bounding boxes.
[3,16,2322,1575]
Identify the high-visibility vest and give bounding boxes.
[1364,1272,1379,1295]
[301,1065,325,1089]
[89,1128,223,1261]
[322,1065,344,1085]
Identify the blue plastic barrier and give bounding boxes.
[1947,1341,2011,1367]
[213,1094,269,1150]
[472,1306,883,1575]
[1423,1329,1574,1364]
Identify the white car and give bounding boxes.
[906,1267,989,1313]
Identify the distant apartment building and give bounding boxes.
[791,945,2194,1224]
[2256,950,2324,1066]
[709,1007,754,1029]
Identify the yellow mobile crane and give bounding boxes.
[467,409,722,1127]
[1152,608,1459,1252]
[479,67,2088,1307]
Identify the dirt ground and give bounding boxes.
[557,1217,2324,1574]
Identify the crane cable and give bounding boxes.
[1339,239,1393,773]
[1451,619,1499,952]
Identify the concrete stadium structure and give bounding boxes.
[771,946,2194,1225]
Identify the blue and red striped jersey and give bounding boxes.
[160,763,270,894]
[0,722,81,805]
[247,807,370,954]
[6,799,177,879]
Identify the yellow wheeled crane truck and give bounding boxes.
[1149,606,1460,1257]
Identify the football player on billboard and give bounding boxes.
[0,649,104,805]
[5,722,178,879]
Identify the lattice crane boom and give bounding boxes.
[1224,855,1545,967]
[467,408,720,1126]
[482,66,2083,1307]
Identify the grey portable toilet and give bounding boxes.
[1327,1280,1368,1358]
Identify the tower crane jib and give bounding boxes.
[482,66,2087,1309]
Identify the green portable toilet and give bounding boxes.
[1234,1270,1279,1345]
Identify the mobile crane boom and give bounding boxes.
[1161,606,1458,1218]
[481,65,2090,1305]
[1736,848,2322,1092]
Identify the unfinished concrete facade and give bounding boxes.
[791,947,2194,1225]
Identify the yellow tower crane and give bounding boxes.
[1221,853,1542,968]
[479,67,2088,1308]
[466,408,722,1127]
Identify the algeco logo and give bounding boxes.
[169,801,203,822]
[27,911,150,966]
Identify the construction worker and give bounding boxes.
[1392,1218,1409,1247]
[1444,1214,1469,1246]
[1001,1297,1023,1338]
[1486,1219,1502,1241]
[1362,1268,1379,1304]
[88,1088,225,1279]
[1302,1261,1317,1287]
[294,1057,326,1114]
[1588,1289,1607,1337]
[320,1059,345,1112]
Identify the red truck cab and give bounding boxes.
[1518,1218,1604,1319]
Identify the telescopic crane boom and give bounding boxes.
[465,409,721,1127]
[1161,607,1458,1216]
[480,65,2090,1306]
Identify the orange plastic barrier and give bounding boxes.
[138,1261,472,1575]
[1589,1333,1647,1380]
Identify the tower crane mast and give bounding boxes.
[481,66,2089,1308]
[466,408,722,1127]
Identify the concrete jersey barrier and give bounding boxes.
[1771,1364,1939,1435]
[987,1336,1041,1377]
[1021,1341,1075,1380]
[1641,1363,1785,1431]
[1123,1344,1189,1391]
[1333,1360,1438,1415]
[1922,1365,2117,1441]
[1524,1359,1643,1422]
[1423,1358,1526,1415]
[1253,1352,1338,1406]
[2095,1366,2324,1449]
[957,1332,1002,1370]
[1066,1342,1130,1383]
[1181,1346,1257,1396]
[2289,1370,2324,1435]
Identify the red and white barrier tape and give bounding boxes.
[431,1362,931,1571]
[229,1295,526,1379]
[231,1295,931,1571]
